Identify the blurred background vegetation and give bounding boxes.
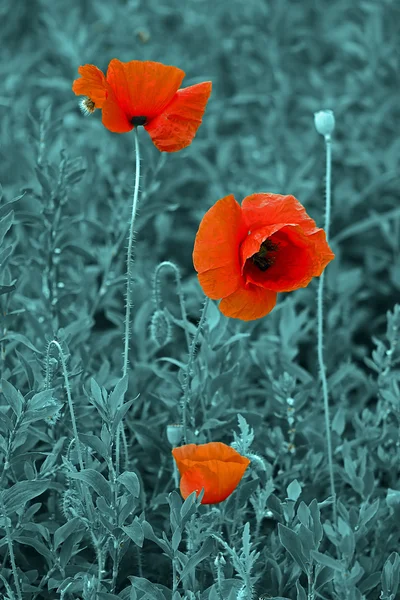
[1,1,400,597]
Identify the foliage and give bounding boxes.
[0,0,399,599]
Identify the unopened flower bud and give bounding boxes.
[166,423,184,446]
[314,109,335,138]
[150,309,171,347]
[214,552,226,568]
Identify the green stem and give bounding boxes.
[122,127,141,378]
[45,340,85,473]
[0,497,22,600]
[317,134,337,525]
[154,260,191,352]
[181,297,210,444]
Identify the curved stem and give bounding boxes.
[317,134,337,525]
[122,127,141,377]
[154,260,191,352]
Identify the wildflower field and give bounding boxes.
[1,0,400,598]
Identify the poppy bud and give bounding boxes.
[150,309,171,347]
[314,110,335,138]
[214,553,226,568]
[167,423,184,446]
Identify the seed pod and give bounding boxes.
[166,423,184,446]
[314,109,335,138]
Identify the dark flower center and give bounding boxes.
[251,238,279,271]
[131,116,147,126]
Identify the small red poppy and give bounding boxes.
[72,59,212,152]
[172,442,250,505]
[193,193,335,321]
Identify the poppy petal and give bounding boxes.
[145,81,212,152]
[180,462,248,504]
[101,97,133,133]
[219,284,277,321]
[172,442,250,505]
[72,64,108,108]
[244,225,334,292]
[106,59,185,120]
[193,195,247,299]
[242,193,317,233]
[239,223,284,271]
[172,442,248,466]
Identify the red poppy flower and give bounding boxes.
[72,59,212,152]
[193,193,335,321]
[172,442,250,504]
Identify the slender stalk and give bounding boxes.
[317,133,337,525]
[181,297,210,444]
[46,340,85,473]
[122,127,141,377]
[0,497,22,600]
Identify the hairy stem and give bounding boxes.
[181,297,210,444]
[122,127,141,377]
[0,497,22,600]
[317,134,337,525]
[46,340,84,472]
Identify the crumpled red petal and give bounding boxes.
[145,81,212,152]
[106,59,185,120]
[172,442,250,505]
[242,193,318,233]
[219,284,277,320]
[72,64,108,108]
[193,195,247,299]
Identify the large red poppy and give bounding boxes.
[193,193,335,321]
[72,59,212,152]
[172,442,250,505]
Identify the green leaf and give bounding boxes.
[296,581,307,600]
[122,518,144,547]
[381,552,400,598]
[111,397,137,435]
[118,471,140,498]
[0,195,22,220]
[3,481,49,514]
[309,499,323,546]
[178,537,214,581]
[80,433,109,461]
[142,520,173,558]
[28,389,56,411]
[0,211,14,245]
[180,492,198,522]
[35,166,52,196]
[278,524,308,573]
[1,379,24,417]
[108,374,128,415]
[69,469,112,503]
[287,479,302,502]
[14,535,53,567]
[0,332,40,353]
[53,517,82,549]
[310,550,344,572]
[315,565,335,590]
[171,527,181,552]
[129,576,167,600]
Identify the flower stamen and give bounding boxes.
[251,238,279,271]
[131,116,147,126]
